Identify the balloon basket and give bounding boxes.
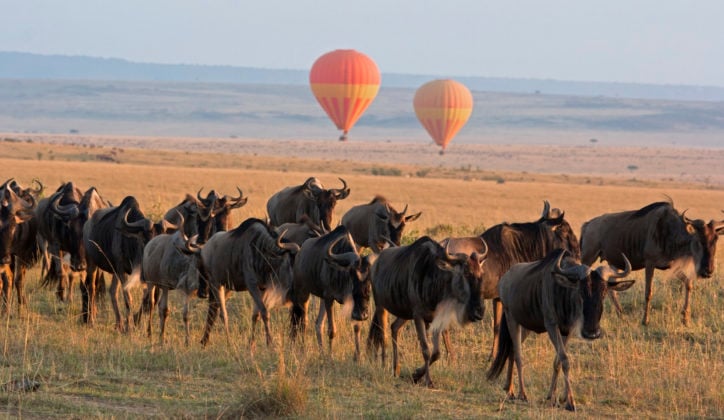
[338,134,348,142]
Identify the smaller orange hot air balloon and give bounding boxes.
[309,49,381,141]
[413,79,474,154]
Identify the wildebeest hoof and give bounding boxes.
[411,368,426,383]
[197,288,208,299]
[565,402,576,412]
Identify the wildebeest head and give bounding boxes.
[211,187,248,233]
[196,188,220,242]
[324,231,372,321]
[114,196,155,274]
[372,198,422,246]
[437,239,488,323]
[48,182,90,271]
[553,250,634,340]
[681,211,724,278]
[303,177,350,231]
[174,233,205,292]
[0,186,35,264]
[539,200,581,259]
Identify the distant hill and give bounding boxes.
[3,51,724,102]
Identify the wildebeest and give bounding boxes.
[163,193,209,239]
[208,187,248,234]
[266,177,350,231]
[35,182,109,302]
[82,196,155,331]
[580,201,724,325]
[341,195,422,253]
[367,236,487,387]
[289,225,373,360]
[274,215,325,247]
[442,201,580,356]
[0,179,38,313]
[199,218,299,347]
[487,249,633,411]
[135,229,204,345]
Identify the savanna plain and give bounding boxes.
[1,137,723,419]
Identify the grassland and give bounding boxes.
[1,139,723,418]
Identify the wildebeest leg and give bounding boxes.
[491,298,503,359]
[81,265,97,325]
[325,300,337,356]
[314,300,329,352]
[642,264,655,325]
[246,281,273,347]
[366,306,387,363]
[0,265,11,314]
[411,318,435,387]
[545,333,571,407]
[13,260,27,311]
[183,292,193,347]
[158,288,169,344]
[146,286,156,338]
[109,275,124,331]
[442,329,455,362]
[391,317,408,377]
[678,270,693,326]
[608,289,624,316]
[414,326,442,387]
[200,287,221,347]
[507,314,528,402]
[353,323,362,362]
[545,325,574,411]
[217,286,231,344]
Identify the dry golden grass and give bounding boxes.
[0,139,723,418]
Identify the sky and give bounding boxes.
[2,0,723,87]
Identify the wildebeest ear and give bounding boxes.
[405,211,422,222]
[608,279,635,292]
[685,223,696,235]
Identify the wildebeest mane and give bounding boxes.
[483,222,559,273]
[630,201,672,219]
[229,217,275,239]
[368,195,387,205]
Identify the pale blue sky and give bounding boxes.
[2,0,722,86]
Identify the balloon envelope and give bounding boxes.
[309,49,381,140]
[413,79,473,151]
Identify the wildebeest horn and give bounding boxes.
[276,229,301,253]
[50,194,80,219]
[196,187,205,203]
[30,178,44,196]
[333,178,350,199]
[399,204,408,217]
[381,236,397,248]
[477,237,489,261]
[0,178,13,190]
[609,253,632,279]
[540,200,551,219]
[443,241,467,264]
[123,208,152,232]
[554,249,590,280]
[326,234,359,266]
[226,186,248,209]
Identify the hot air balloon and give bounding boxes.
[413,79,473,154]
[309,49,381,141]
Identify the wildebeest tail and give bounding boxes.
[366,308,387,355]
[487,313,512,381]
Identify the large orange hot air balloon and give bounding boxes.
[413,79,473,154]
[309,49,381,141]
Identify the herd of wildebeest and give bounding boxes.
[1,176,723,411]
